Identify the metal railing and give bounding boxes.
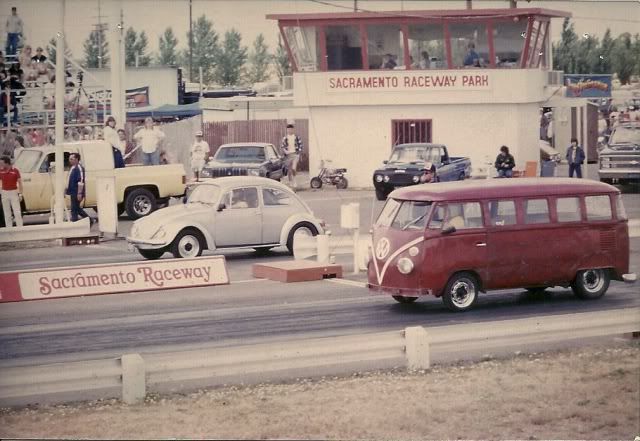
[0,309,636,407]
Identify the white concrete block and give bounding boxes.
[121,353,146,405]
[405,326,430,370]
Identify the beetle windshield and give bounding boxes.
[214,146,266,162]
[376,199,433,230]
[188,184,220,204]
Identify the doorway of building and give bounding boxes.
[392,119,432,146]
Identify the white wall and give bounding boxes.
[83,67,179,106]
[308,103,540,187]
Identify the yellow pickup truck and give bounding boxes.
[15,141,187,219]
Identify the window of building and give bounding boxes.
[283,26,321,72]
[366,24,404,69]
[492,20,527,67]
[556,197,581,222]
[326,25,363,70]
[407,24,446,69]
[585,195,612,221]
[489,200,517,226]
[524,198,550,224]
[392,119,432,145]
[449,22,489,68]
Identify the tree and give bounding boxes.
[158,27,179,66]
[611,33,634,85]
[592,29,615,74]
[214,29,247,86]
[47,36,73,69]
[552,18,578,73]
[574,34,599,74]
[246,33,272,84]
[632,34,640,77]
[274,34,292,85]
[185,14,220,84]
[125,27,151,67]
[83,28,109,68]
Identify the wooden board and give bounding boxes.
[252,260,343,283]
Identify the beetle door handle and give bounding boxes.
[475,242,487,247]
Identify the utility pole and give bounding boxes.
[353,0,357,12]
[466,0,472,9]
[93,0,108,68]
[54,0,66,224]
[189,0,193,82]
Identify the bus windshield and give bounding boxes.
[376,199,433,230]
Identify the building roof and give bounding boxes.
[267,8,571,22]
[392,178,617,202]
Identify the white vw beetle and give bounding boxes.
[127,176,324,260]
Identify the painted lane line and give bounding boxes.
[325,278,367,288]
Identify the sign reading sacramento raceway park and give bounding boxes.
[1,256,229,302]
[327,71,491,92]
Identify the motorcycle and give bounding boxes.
[310,159,348,189]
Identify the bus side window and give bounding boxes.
[556,197,581,222]
[489,200,516,226]
[429,204,446,229]
[585,195,612,221]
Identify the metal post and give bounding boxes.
[109,0,123,127]
[352,228,360,275]
[199,66,203,97]
[54,1,66,224]
[189,0,193,82]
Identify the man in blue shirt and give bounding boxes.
[66,152,91,222]
[463,42,480,67]
[565,137,586,178]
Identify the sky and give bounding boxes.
[4,0,640,61]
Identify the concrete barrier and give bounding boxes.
[0,309,637,407]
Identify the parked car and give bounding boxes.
[372,143,470,200]
[201,143,286,180]
[14,141,187,220]
[598,122,640,186]
[127,176,325,259]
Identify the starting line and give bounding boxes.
[0,256,230,303]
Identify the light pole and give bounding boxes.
[54,0,66,224]
[189,0,193,82]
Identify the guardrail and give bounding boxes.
[0,309,637,407]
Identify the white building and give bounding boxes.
[267,7,573,187]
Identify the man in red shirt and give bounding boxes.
[0,155,23,227]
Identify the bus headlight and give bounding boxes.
[397,257,414,275]
[375,175,383,183]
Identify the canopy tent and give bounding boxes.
[126,102,202,120]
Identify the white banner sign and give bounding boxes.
[327,71,491,92]
[18,256,229,300]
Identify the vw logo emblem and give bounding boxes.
[375,238,391,260]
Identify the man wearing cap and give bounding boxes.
[190,131,210,181]
[280,123,303,189]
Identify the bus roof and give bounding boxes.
[391,178,619,202]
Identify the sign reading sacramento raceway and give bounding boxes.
[327,71,491,92]
[13,256,229,301]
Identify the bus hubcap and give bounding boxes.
[451,280,474,307]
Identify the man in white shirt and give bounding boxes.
[190,131,210,181]
[134,117,165,165]
[5,7,23,57]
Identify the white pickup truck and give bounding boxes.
[15,141,187,219]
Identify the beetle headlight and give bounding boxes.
[248,169,260,176]
[375,175,383,183]
[412,175,420,183]
[397,257,414,275]
[152,227,167,240]
[383,175,390,183]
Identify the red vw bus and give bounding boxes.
[367,178,636,312]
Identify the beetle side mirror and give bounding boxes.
[217,202,226,212]
[442,225,456,235]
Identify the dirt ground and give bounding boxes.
[1,341,638,440]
